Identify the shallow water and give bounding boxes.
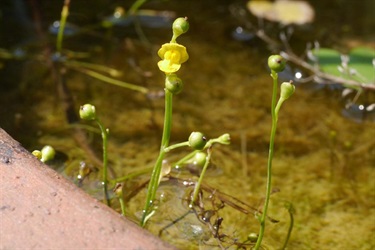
[0,0,374,249]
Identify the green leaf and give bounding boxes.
[312,48,342,76]
[312,47,375,85]
[348,47,375,84]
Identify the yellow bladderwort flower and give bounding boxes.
[157,43,189,73]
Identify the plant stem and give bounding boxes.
[164,141,189,152]
[280,202,294,250]
[96,119,110,206]
[140,90,173,227]
[173,150,197,168]
[56,0,70,53]
[172,136,225,169]
[189,147,211,207]
[69,66,149,94]
[128,0,148,15]
[254,71,279,249]
[119,196,126,216]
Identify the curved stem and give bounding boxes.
[280,202,294,250]
[275,98,285,116]
[141,90,173,227]
[173,150,197,168]
[190,147,212,207]
[254,71,279,249]
[128,0,148,15]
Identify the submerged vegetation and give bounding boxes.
[0,0,374,249]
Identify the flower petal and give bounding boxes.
[157,60,181,73]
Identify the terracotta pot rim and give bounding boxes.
[0,128,176,249]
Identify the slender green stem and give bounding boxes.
[56,0,70,53]
[280,202,294,250]
[190,147,211,207]
[164,141,189,152]
[96,119,110,206]
[170,136,229,171]
[128,0,148,15]
[173,150,197,168]
[119,196,126,216]
[64,60,122,76]
[275,98,285,117]
[254,71,279,249]
[69,66,149,94]
[141,90,173,227]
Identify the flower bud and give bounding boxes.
[79,104,97,121]
[217,133,231,145]
[280,81,295,100]
[172,17,189,38]
[165,74,183,94]
[268,55,286,73]
[188,132,207,150]
[40,145,56,163]
[32,150,42,160]
[192,152,207,167]
[248,233,258,243]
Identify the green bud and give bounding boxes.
[40,145,56,163]
[172,17,189,38]
[32,150,42,160]
[268,55,286,73]
[188,132,207,150]
[248,233,258,243]
[79,104,97,121]
[192,152,207,167]
[217,133,231,145]
[280,81,295,100]
[165,74,183,94]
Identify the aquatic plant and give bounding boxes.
[4,1,299,246]
[140,17,190,226]
[79,104,111,206]
[47,8,297,246]
[254,55,295,250]
[189,133,231,207]
[138,17,234,227]
[23,4,298,246]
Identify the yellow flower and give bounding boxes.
[157,43,189,73]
